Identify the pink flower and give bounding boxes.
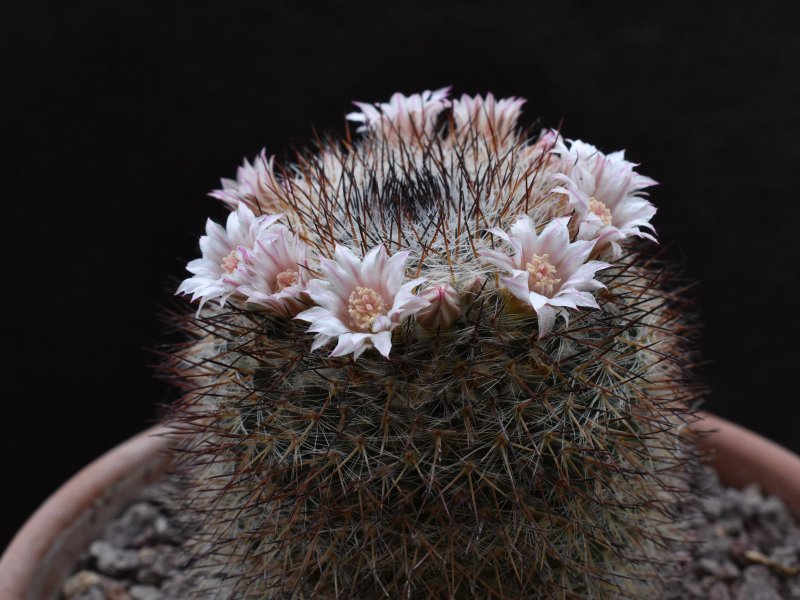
[346,88,451,140]
[224,226,310,316]
[177,204,282,311]
[547,136,658,258]
[209,149,284,214]
[551,136,656,191]
[480,216,610,338]
[451,93,525,142]
[553,166,657,259]
[551,137,604,176]
[517,128,562,168]
[295,244,429,359]
[536,128,559,151]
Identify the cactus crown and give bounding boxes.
[167,88,701,599]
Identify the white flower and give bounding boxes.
[295,244,429,359]
[451,93,525,142]
[551,137,604,177]
[177,204,282,311]
[553,165,657,259]
[552,136,656,191]
[346,88,451,140]
[480,216,610,338]
[530,128,560,159]
[209,149,284,213]
[515,128,564,175]
[548,136,658,258]
[224,225,310,316]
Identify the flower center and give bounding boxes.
[275,268,299,291]
[588,197,613,226]
[526,254,561,297]
[347,286,386,332]
[221,250,239,274]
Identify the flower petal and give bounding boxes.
[371,331,393,358]
[479,248,516,272]
[536,305,558,339]
[501,272,531,303]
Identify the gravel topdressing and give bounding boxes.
[665,466,800,600]
[60,466,800,599]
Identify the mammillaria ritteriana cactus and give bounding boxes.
[167,88,701,599]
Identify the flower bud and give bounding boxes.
[416,284,461,330]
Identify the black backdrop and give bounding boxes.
[3,1,800,551]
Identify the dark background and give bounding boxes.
[3,1,799,551]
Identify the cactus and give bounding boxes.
[166,89,702,599]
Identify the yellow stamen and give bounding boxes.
[221,250,239,274]
[526,254,560,296]
[275,269,299,291]
[347,286,386,332]
[588,197,613,226]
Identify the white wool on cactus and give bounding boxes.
[346,87,451,140]
[480,215,610,338]
[295,244,429,359]
[176,204,282,312]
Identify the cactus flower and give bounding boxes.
[177,204,282,311]
[347,87,451,140]
[209,149,284,214]
[224,225,310,316]
[553,165,658,259]
[451,93,526,142]
[295,244,429,359]
[481,215,609,337]
[550,137,658,258]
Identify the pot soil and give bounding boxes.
[2,413,800,600]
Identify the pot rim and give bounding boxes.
[0,426,174,600]
[693,411,800,516]
[2,414,800,599]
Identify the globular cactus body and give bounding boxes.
[168,88,701,599]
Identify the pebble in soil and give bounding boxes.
[663,467,800,599]
[60,481,197,600]
[60,466,800,599]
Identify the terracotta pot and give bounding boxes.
[693,411,800,516]
[2,414,800,600]
[0,427,174,600]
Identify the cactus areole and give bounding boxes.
[168,88,701,598]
